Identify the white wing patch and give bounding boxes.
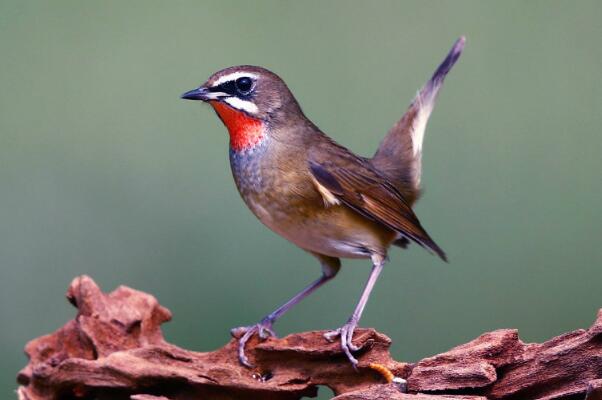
[212,71,259,87]
[311,176,341,207]
[223,97,259,114]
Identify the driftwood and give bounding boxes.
[16,276,602,400]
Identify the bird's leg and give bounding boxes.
[325,254,386,367]
[232,255,340,367]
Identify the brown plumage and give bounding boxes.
[308,141,446,260]
[181,37,465,368]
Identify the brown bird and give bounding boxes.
[182,37,464,368]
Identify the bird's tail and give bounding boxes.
[372,37,465,205]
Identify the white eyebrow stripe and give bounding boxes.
[223,97,259,114]
[212,72,258,87]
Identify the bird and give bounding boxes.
[181,37,465,368]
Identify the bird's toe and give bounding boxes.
[230,325,247,338]
[347,340,363,352]
[231,321,277,368]
[323,328,341,342]
[324,323,361,367]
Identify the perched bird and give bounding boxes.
[182,37,464,368]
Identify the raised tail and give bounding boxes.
[372,37,465,205]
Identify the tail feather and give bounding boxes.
[372,37,465,205]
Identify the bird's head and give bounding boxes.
[182,66,302,151]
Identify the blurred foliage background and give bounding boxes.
[1,1,601,398]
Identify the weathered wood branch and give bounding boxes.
[17,276,602,400]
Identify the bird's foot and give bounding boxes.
[230,318,276,368]
[324,320,363,367]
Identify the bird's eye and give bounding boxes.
[235,77,253,95]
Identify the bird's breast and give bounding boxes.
[229,138,271,196]
[229,138,312,227]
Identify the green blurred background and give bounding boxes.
[1,1,601,398]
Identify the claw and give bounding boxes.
[324,322,361,367]
[347,340,363,352]
[231,320,276,368]
[323,328,340,342]
[258,324,276,339]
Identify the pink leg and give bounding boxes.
[325,254,386,367]
[232,254,340,367]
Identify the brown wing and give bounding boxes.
[308,148,447,261]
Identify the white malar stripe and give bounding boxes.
[223,97,259,114]
[212,71,259,87]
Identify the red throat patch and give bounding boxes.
[210,101,264,152]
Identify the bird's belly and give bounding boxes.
[244,196,394,259]
[274,206,395,258]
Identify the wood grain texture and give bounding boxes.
[17,276,602,400]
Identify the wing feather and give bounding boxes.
[308,154,447,261]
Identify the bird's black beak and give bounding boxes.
[181,86,211,101]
